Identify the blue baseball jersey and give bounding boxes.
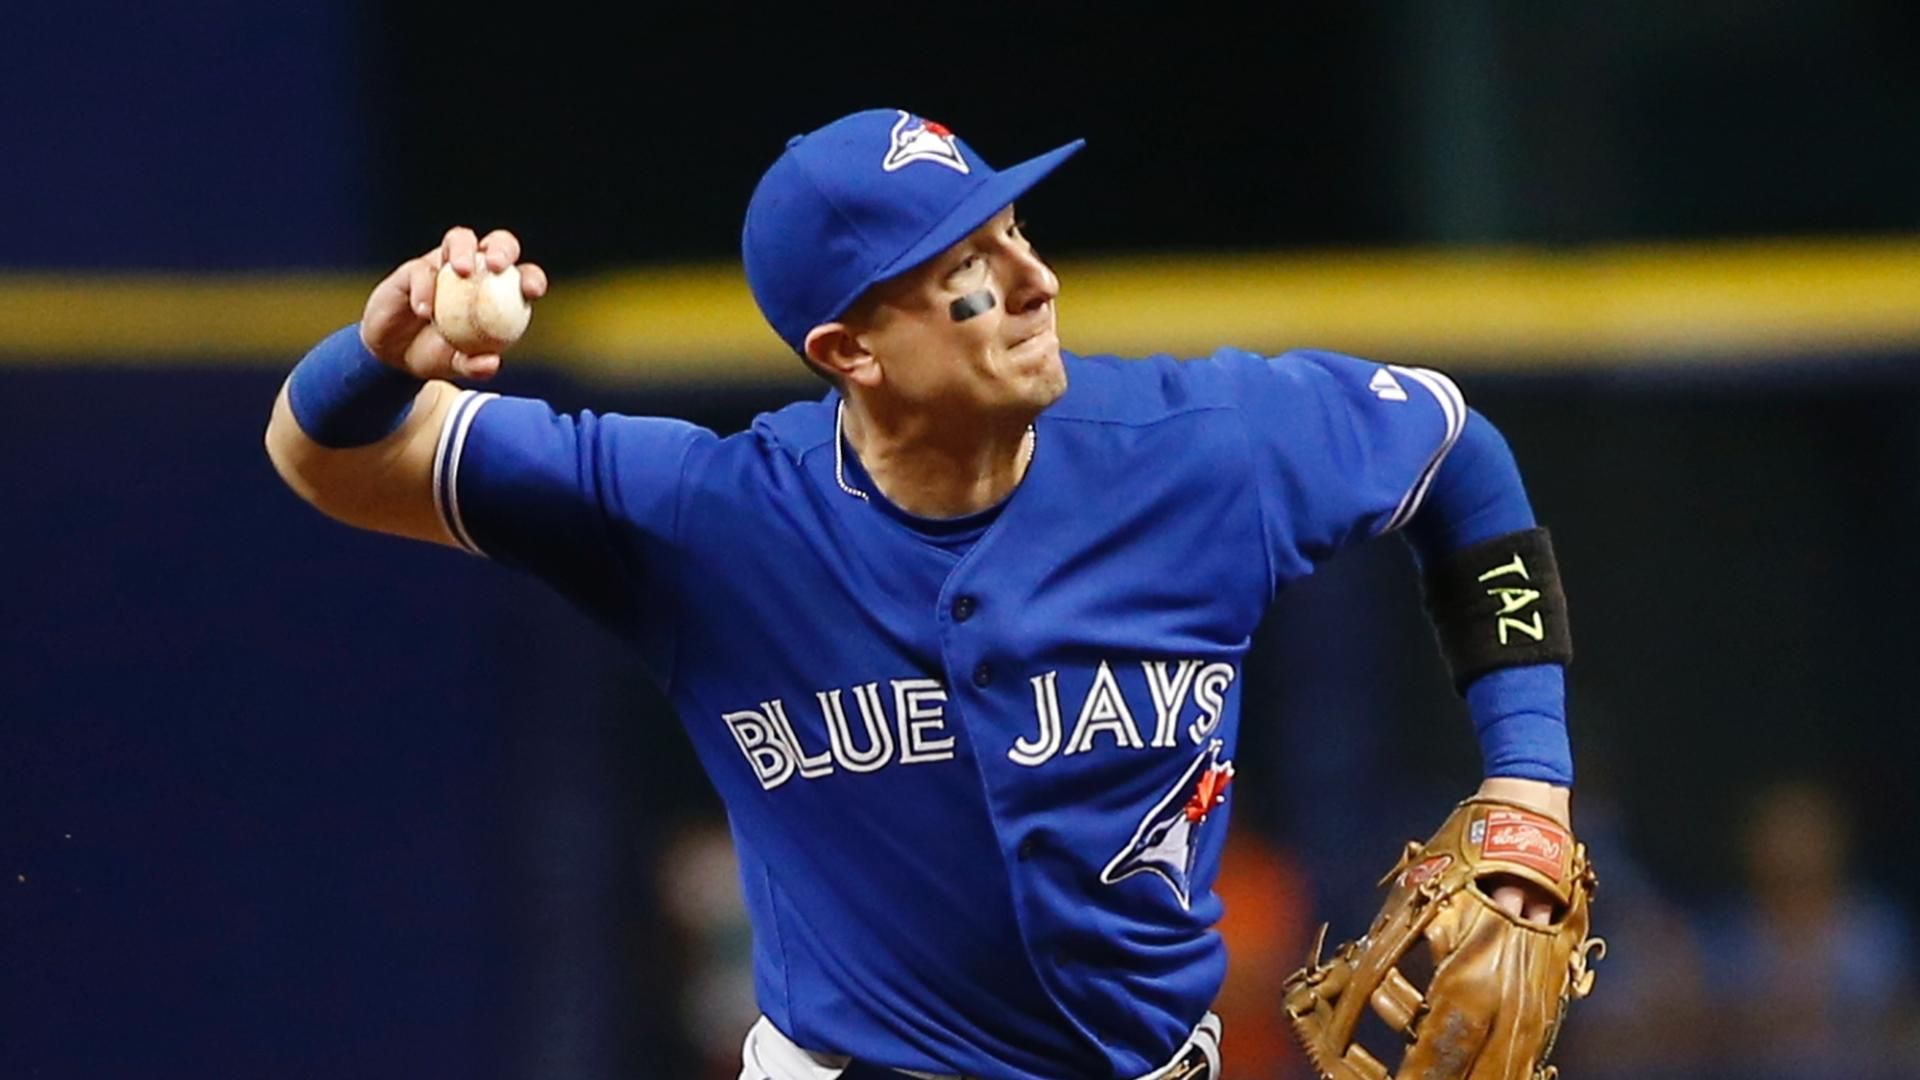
[430,347,1465,1079]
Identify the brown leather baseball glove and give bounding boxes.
[1282,797,1604,1080]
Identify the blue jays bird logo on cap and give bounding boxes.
[882,111,970,174]
[1101,739,1235,909]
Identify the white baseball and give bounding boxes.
[433,260,533,354]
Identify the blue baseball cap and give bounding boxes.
[743,108,1085,355]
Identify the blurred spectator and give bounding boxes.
[1214,827,1314,1079]
[1691,780,1920,1080]
[656,817,759,1080]
[1550,788,1713,1079]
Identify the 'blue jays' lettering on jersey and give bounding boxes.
[430,347,1464,1080]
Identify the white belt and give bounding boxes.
[738,1011,1222,1080]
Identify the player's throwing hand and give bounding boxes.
[359,226,548,382]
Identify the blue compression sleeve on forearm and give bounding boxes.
[1464,665,1571,783]
[286,324,421,448]
[1404,408,1573,785]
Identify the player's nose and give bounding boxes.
[1005,246,1059,315]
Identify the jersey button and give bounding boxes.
[971,662,992,687]
[1018,837,1038,861]
[952,595,976,622]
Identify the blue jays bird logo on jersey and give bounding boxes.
[883,111,970,174]
[1101,739,1235,909]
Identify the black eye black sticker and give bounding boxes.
[949,289,998,322]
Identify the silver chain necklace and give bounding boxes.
[834,401,1034,503]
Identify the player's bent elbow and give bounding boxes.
[265,383,332,510]
[263,379,459,546]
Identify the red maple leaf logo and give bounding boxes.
[1184,764,1233,823]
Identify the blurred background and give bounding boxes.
[4,3,1919,1077]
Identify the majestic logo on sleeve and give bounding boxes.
[1101,739,1235,909]
[1368,367,1409,402]
[882,111,970,174]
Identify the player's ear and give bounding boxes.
[803,322,880,388]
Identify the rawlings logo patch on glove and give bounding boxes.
[1282,797,1604,1080]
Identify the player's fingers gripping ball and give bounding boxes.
[433,260,533,355]
[1282,798,1604,1080]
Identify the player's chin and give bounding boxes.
[1005,353,1065,411]
[1008,332,1065,394]
[1033,352,1068,405]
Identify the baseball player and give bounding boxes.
[265,109,1582,1079]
